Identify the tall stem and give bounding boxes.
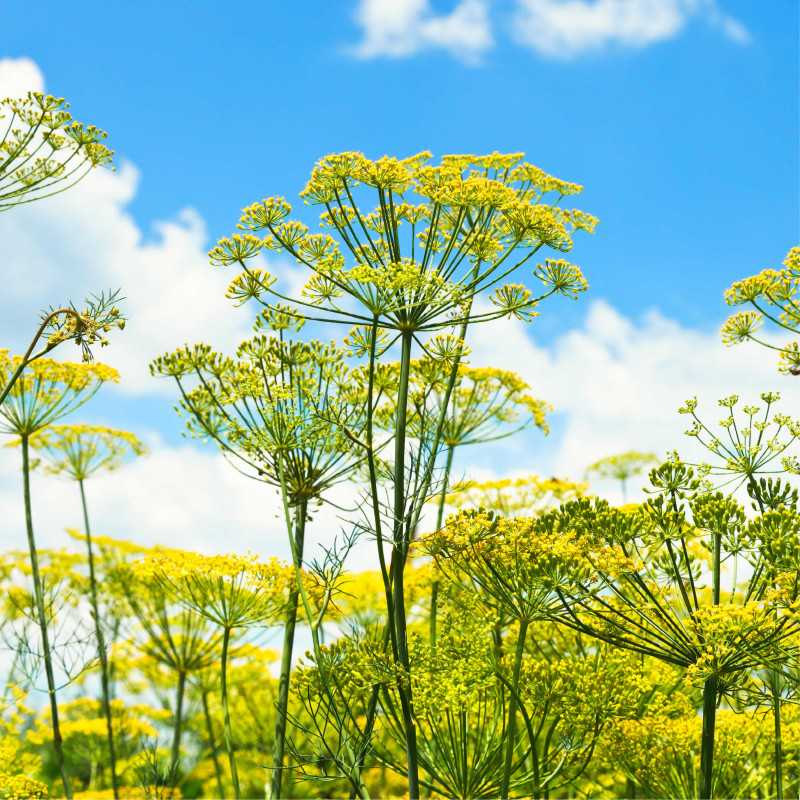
[221,626,241,798]
[21,435,72,799]
[79,478,119,799]
[170,669,187,783]
[700,528,722,799]
[202,687,226,799]
[773,674,784,800]
[429,443,455,647]
[269,499,307,800]
[500,617,529,799]
[391,330,420,799]
[700,676,717,800]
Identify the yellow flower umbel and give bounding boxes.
[607,710,773,799]
[0,91,112,211]
[138,550,290,799]
[0,359,117,799]
[722,245,800,373]
[0,358,118,438]
[585,450,658,501]
[543,464,800,800]
[679,392,800,490]
[213,151,593,336]
[151,337,360,507]
[444,473,586,516]
[27,424,145,481]
[423,504,607,797]
[110,556,220,787]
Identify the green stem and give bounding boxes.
[391,330,420,800]
[773,676,784,800]
[501,617,529,799]
[202,687,226,800]
[21,435,72,799]
[221,626,241,798]
[712,531,721,607]
[430,443,455,648]
[700,676,717,800]
[0,309,68,406]
[700,529,722,800]
[78,478,119,800]
[269,499,306,800]
[170,669,186,783]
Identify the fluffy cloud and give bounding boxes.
[468,299,799,499]
[348,0,749,63]
[0,60,254,395]
[0,57,44,96]
[0,435,376,568]
[512,0,750,59]
[350,0,493,62]
[0,165,255,394]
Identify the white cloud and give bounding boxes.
[0,435,376,569]
[469,299,800,500]
[0,57,44,96]
[351,0,493,63]
[0,55,257,395]
[511,0,750,59]
[0,160,256,394]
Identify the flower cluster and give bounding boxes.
[722,245,800,373]
[0,91,112,211]
[208,150,595,334]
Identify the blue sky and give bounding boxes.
[0,0,798,557]
[4,0,797,328]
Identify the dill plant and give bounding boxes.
[207,150,595,797]
[110,556,222,786]
[151,331,367,798]
[0,357,117,798]
[26,423,146,800]
[136,551,290,799]
[722,246,800,373]
[546,396,800,799]
[585,450,658,501]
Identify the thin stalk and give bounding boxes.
[700,676,718,800]
[500,617,529,799]
[202,687,226,799]
[78,478,119,799]
[21,435,72,799]
[221,626,241,798]
[269,499,307,799]
[430,443,455,647]
[700,528,722,800]
[170,669,187,782]
[773,675,784,800]
[0,308,74,406]
[391,330,420,799]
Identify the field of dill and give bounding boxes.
[0,34,798,800]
